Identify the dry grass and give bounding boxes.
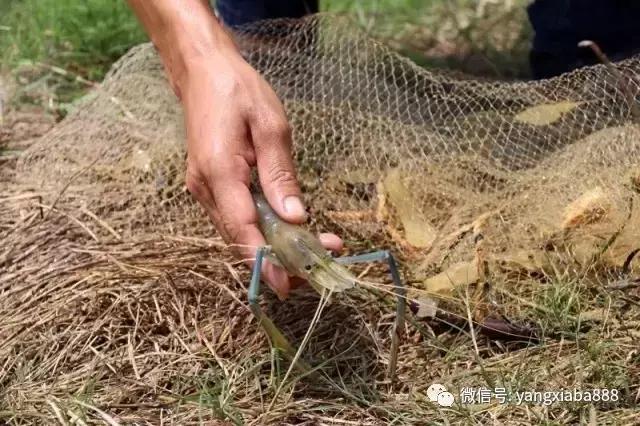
[2,6,640,423]
[1,104,639,425]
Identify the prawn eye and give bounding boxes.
[304,264,313,272]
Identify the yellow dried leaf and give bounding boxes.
[259,316,312,371]
[382,168,436,248]
[492,250,549,274]
[422,260,479,295]
[414,297,438,318]
[515,101,580,126]
[562,187,611,229]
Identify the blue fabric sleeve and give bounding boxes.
[528,0,640,78]
[216,0,318,28]
[214,0,640,79]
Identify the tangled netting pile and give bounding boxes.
[18,14,640,277]
[4,13,640,424]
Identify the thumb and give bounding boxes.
[253,123,307,224]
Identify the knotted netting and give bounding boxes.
[4,13,640,424]
[17,14,640,283]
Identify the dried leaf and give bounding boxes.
[515,101,580,126]
[422,260,479,294]
[382,168,437,248]
[259,315,312,371]
[414,297,438,318]
[492,250,549,275]
[562,187,611,229]
[480,317,538,341]
[579,308,607,323]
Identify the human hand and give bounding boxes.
[127,0,342,297]
[181,44,342,298]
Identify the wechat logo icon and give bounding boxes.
[427,383,455,407]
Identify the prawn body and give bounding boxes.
[253,192,355,293]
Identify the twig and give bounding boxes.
[35,203,99,242]
[0,192,46,203]
[463,287,480,357]
[579,40,640,122]
[46,399,69,426]
[267,288,330,413]
[34,62,97,88]
[73,400,121,426]
[189,269,248,310]
[80,206,122,240]
[127,332,141,380]
[607,280,640,291]
[42,156,101,221]
[622,248,640,275]
[66,411,88,426]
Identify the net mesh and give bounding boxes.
[17,14,640,283]
[4,13,640,423]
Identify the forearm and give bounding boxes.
[127,0,238,98]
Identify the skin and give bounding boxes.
[127,0,342,298]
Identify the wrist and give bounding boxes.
[151,3,240,99]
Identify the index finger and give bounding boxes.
[205,156,293,299]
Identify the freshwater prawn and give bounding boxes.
[248,190,406,380]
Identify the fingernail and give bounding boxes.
[275,289,288,302]
[283,196,306,219]
[272,279,289,301]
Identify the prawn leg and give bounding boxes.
[249,246,312,371]
[336,250,406,381]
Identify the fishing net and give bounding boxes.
[17,14,640,282]
[4,13,640,423]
